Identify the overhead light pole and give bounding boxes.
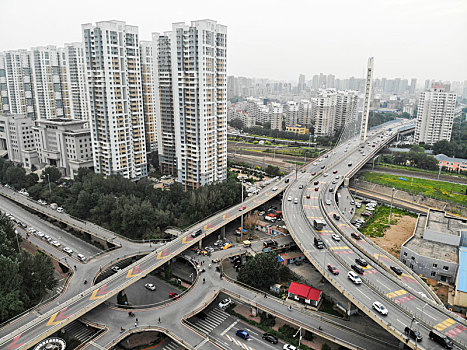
[388,187,395,226]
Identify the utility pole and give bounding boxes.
[388,187,395,226]
[240,181,244,242]
[437,163,442,180]
[46,173,52,197]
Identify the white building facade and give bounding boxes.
[82,20,147,180]
[415,87,457,145]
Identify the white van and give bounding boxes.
[77,254,87,263]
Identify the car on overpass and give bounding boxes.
[347,271,362,284]
[145,283,156,291]
[327,264,339,275]
[372,301,388,316]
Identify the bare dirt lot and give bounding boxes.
[369,215,417,258]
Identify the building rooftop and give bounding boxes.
[426,210,465,237]
[434,154,467,164]
[404,214,459,263]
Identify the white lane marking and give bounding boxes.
[355,288,371,300]
[396,319,406,326]
[194,337,210,350]
[245,328,259,336]
[415,307,437,320]
[221,321,238,336]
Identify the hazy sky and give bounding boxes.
[1,0,466,82]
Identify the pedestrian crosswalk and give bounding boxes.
[162,340,179,350]
[225,335,253,350]
[190,308,230,334]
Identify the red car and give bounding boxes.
[327,264,339,275]
[351,232,362,240]
[311,172,316,175]
[314,187,319,191]
[169,292,179,300]
[333,170,338,174]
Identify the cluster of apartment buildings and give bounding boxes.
[0,19,227,188]
[228,89,359,137]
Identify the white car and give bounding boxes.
[145,283,156,291]
[283,344,297,350]
[272,187,278,191]
[287,196,292,201]
[323,173,328,177]
[38,199,47,205]
[312,162,317,165]
[36,232,44,238]
[325,199,331,205]
[111,266,121,273]
[57,207,64,213]
[51,240,61,247]
[331,233,341,241]
[77,254,87,262]
[62,247,73,255]
[372,301,388,315]
[19,189,29,196]
[218,298,232,309]
[348,271,362,285]
[293,198,298,204]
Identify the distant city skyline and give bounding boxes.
[1,0,466,82]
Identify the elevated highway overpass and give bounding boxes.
[283,120,467,350]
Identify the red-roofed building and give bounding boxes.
[288,282,322,307]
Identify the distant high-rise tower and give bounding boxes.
[414,87,456,145]
[82,20,147,180]
[0,50,36,119]
[409,78,417,94]
[360,57,374,142]
[153,20,227,189]
[298,74,305,92]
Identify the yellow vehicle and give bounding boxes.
[221,243,232,250]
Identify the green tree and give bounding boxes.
[265,165,281,177]
[0,256,23,321]
[321,344,332,350]
[238,252,292,290]
[4,166,28,189]
[229,118,244,130]
[41,166,62,183]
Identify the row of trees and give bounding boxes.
[0,216,57,322]
[0,159,242,241]
[380,145,439,170]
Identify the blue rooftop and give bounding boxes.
[458,247,467,293]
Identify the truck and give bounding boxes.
[50,203,58,210]
[313,219,326,230]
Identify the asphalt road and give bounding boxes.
[283,120,467,350]
[0,197,101,261]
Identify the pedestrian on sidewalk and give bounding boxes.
[158,317,161,323]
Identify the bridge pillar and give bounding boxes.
[344,177,349,188]
[251,306,258,317]
[221,226,226,239]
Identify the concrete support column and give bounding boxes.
[221,226,226,239]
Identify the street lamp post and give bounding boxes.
[46,173,52,197]
[293,327,302,347]
[388,187,395,226]
[240,181,244,242]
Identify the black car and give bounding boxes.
[404,327,422,342]
[313,180,319,185]
[429,330,453,349]
[355,258,368,267]
[391,266,403,275]
[262,333,278,344]
[299,185,303,189]
[351,264,364,274]
[191,229,202,238]
[321,165,325,169]
[285,178,290,183]
[351,232,362,240]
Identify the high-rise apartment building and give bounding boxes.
[172,20,227,188]
[298,74,305,92]
[30,46,65,119]
[140,41,158,152]
[285,101,299,126]
[152,32,177,176]
[298,100,313,126]
[409,78,417,94]
[61,43,89,120]
[415,87,456,145]
[312,89,337,137]
[335,90,358,131]
[0,50,36,119]
[82,20,147,180]
[153,20,227,188]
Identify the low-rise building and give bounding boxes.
[400,210,465,283]
[32,118,93,179]
[0,114,35,164]
[287,282,322,307]
[435,154,467,173]
[278,251,305,265]
[286,124,309,134]
[454,247,467,307]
